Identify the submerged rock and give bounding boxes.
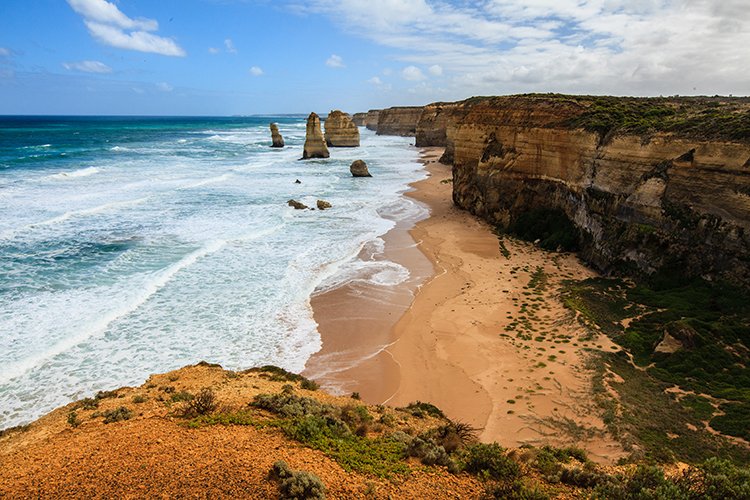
[287,199,308,210]
[350,160,372,177]
[302,112,330,159]
[270,123,284,148]
[316,200,332,210]
[324,110,360,147]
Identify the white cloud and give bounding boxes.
[325,54,345,68]
[132,87,145,94]
[0,48,10,57]
[68,0,185,56]
[62,60,113,73]
[401,65,425,81]
[156,82,173,92]
[428,64,442,76]
[208,47,220,55]
[224,38,237,53]
[368,76,382,85]
[298,0,750,98]
[67,0,157,31]
[382,68,393,76]
[249,66,264,76]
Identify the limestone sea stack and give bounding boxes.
[324,110,360,147]
[350,160,371,177]
[269,123,284,148]
[302,112,330,159]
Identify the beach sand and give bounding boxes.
[306,147,625,463]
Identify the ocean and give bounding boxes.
[0,116,426,429]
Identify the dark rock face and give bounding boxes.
[270,123,284,148]
[287,199,308,210]
[349,160,372,177]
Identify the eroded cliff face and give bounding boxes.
[324,110,360,147]
[376,106,423,136]
[443,97,750,284]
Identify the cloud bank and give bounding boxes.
[299,0,750,97]
[68,0,185,57]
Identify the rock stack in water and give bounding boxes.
[324,110,360,147]
[269,123,284,148]
[350,160,372,177]
[302,112,330,159]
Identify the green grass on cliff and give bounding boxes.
[558,95,750,143]
[563,275,750,458]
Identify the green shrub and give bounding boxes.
[560,466,606,488]
[75,397,99,410]
[170,391,194,403]
[462,443,520,481]
[483,480,549,500]
[131,395,148,404]
[300,379,319,391]
[95,390,118,400]
[102,406,132,424]
[269,460,326,500]
[407,436,453,468]
[402,401,445,418]
[67,411,80,428]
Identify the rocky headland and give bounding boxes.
[362,95,750,287]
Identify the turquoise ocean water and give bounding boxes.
[0,116,426,428]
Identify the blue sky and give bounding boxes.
[1,0,748,115]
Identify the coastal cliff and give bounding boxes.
[376,106,422,136]
[372,95,750,285]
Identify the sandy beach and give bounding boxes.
[307,147,625,463]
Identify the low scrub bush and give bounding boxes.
[170,391,194,403]
[462,443,520,481]
[186,388,217,416]
[401,401,445,419]
[483,480,549,500]
[102,406,132,424]
[269,460,326,500]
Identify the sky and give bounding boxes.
[0,0,749,115]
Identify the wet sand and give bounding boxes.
[306,147,624,463]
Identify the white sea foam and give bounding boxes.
[31,197,148,227]
[180,173,232,189]
[0,240,228,385]
[315,260,411,294]
[0,124,425,429]
[46,166,101,180]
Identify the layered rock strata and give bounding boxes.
[302,112,329,159]
[269,123,284,148]
[376,106,423,136]
[365,110,380,131]
[440,96,750,285]
[324,110,360,147]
